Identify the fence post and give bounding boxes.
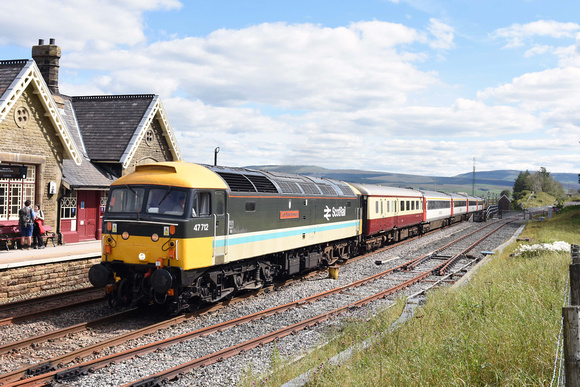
[564,244,580,386]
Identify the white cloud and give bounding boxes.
[492,20,580,48]
[0,0,181,50]
[478,67,580,111]
[62,21,440,111]
[427,18,454,50]
[524,44,552,57]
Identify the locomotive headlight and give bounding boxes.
[151,233,159,242]
[139,253,146,261]
[122,231,129,240]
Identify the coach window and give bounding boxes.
[375,201,379,214]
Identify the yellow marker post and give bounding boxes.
[328,266,339,279]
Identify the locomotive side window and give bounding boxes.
[215,191,225,215]
[195,192,211,216]
[245,201,256,212]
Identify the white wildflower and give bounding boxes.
[512,241,571,257]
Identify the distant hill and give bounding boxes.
[245,165,580,197]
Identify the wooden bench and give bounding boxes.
[43,225,56,247]
[0,224,57,249]
[0,225,21,250]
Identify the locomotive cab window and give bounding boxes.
[108,187,145,213]
[146,187,188,216]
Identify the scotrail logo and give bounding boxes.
[324,206,346,221]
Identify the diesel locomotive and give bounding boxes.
[88,161,484,314]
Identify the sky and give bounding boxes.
[1,0,580,177]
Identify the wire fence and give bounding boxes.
[550,271,568,387]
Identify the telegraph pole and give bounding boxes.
[472,157,475,196]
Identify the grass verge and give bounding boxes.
[245,210,580,386]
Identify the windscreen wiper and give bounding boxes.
[125,184,141,197]
[157,187,174,206]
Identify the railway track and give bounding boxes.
[0,218,518,386]
[0,287,104,326]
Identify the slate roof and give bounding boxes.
[60,97,88,158]
[62,158,116,189]
[71,94,156,162]
[0,60,27,97]
[59,97,115,188]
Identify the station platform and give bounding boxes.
[0,240,101,269]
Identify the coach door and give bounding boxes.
[213,191,228,264]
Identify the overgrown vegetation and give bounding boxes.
[513,190,559,209]
[512,167,566,203]
[248,209,580,386]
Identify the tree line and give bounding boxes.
[511,167,565,201]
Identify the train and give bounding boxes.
[88,161,485,314]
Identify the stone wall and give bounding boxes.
[0,257,101,302]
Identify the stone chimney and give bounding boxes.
[32,38,61,95]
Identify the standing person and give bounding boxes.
[18,200,33,250]
[32,204,45,249]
